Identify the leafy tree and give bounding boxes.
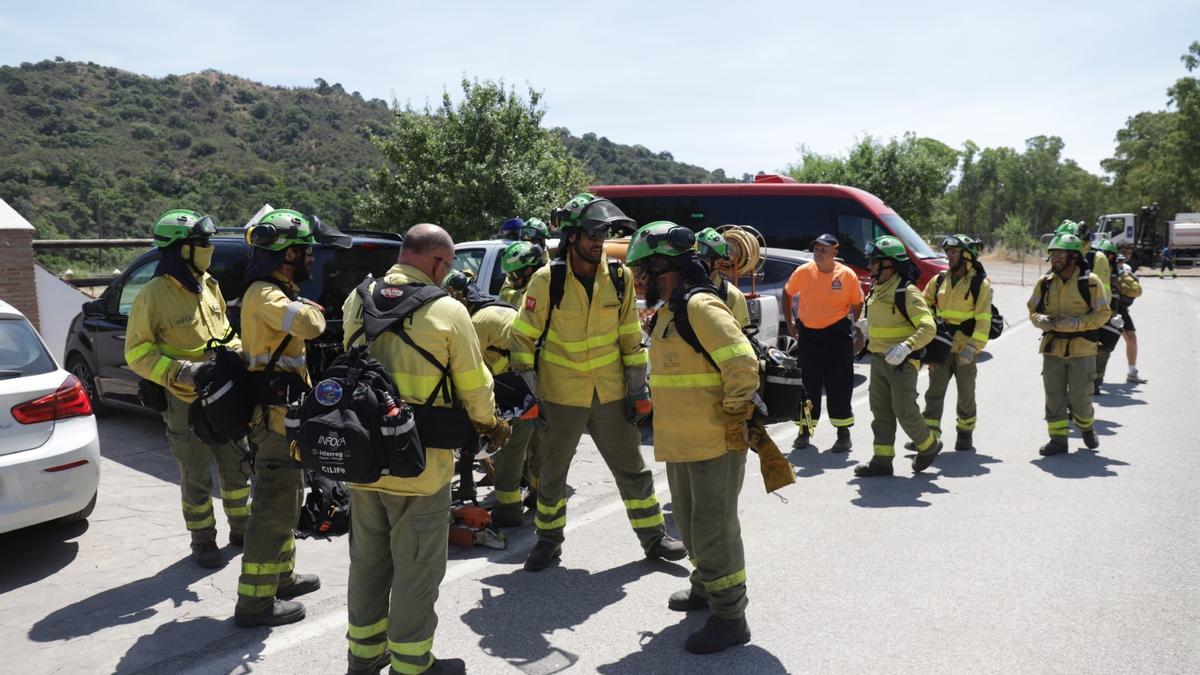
[355,79,591,240]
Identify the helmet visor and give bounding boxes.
[312,215,351,249]
[579,199,636,235]
[189,215,218,240]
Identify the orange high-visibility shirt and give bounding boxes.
[784,261,864,329]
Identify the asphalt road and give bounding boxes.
[3,272,1198,675]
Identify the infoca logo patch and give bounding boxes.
[379,286,405,299]
[314,379,343,406]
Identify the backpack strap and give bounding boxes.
[931,271,947,310]
[608,259,626,304]
[534,259,570,372]
[894,279,915,327]
[716,278,730,302]
[242,276,299,427]
[666,284,722,370]
[1077,276,1092,308]
[1035,276,1053,314]
[355,278,458,406]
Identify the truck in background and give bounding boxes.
[1097,203,1200,270]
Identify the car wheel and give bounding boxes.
[59,491,97,524]
[777,333,799,357]
[66,355,105,416]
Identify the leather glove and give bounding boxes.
[1053,316,1082,331]
[175,361,202,387]
[957,344,977,365]
[627,390,652,424]
[723,401,754,451]
[518,370,539,400]
[884,342,913,366]
[624,365,648,396]
[473,417,511,450]
[1110,314,1125,330]
[1032,313,1055,330]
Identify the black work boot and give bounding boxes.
[346,652,390,675]
[191,541,224,569]
[954,430,974,451]
[425,658,466,674]
[684,615,751,655]
[234,599,306,627]
[524,540,561,572]
[912,440,943,473]
[490,504,524,528]
[853,456,894,477]
[1093,380,1102,396]
[667,588,709,612]
[646,534,688,561]
[1081,428,1100,450]
[792,429,810,449]
[229,531,245,547]
[277,573,321,600]
[829,427,852,453]
[1039,438,1069,456]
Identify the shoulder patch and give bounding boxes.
[525,296,537,311]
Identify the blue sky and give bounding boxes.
[1,1,1196,177]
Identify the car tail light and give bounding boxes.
[11,375,94,424]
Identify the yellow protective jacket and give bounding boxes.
[498,278,525,308]
[866,274,936,356]
[509,255,647,407]
[1116,269,1142,301]
[922,267,993,353]
[472,304,517,375]
[124,273,239,403]
[649,291,759,462]
[241,271,325,434]
[1026,268,1110,358]
[713,273,750,330]
[342,264,497,496]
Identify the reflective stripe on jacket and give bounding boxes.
[922,267,993,351]
[649,292,759,462]
[1026,269,1110,358]
[241,271,324,433]
[342,263,498,496]
[509,254,647,407]
[866,274,935,354]
[124,274,239,403]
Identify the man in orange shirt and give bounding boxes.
[782,234,865,452]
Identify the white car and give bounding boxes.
[0,299,100,534]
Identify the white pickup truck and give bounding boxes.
[452,239,812,347]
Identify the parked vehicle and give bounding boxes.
[453,238,812,344]
[1097,204,1200,269]
[64,230,403,414]
[0,299,100,534]
[590,173,947,291]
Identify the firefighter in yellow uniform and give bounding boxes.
[855,236,940,477]
[695,227,751,329]
[124,209,249,569]
[1027,233,1110,456]
[626,222,760,654]
[919,235,992,451]
[234,209,332,627]
[510,194,685,571]
[497,220,550,306]
[342,224,509,675]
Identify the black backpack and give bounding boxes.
[930,269,1005,340]
[296,470,351,536]
[189,344,256,446]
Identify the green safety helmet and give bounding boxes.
[443,268,472,294]
[520,217,550,242]
[1047,233,1084,252]
[695,227,729,259]
[550,193,636,237]
[153,209,217,248]
[865,235,909,262]
[941,234,979,259]
[1055,220,1080,236]
[1095,238,1118,255]
[626,221,697,266]
[246,209,351,251]
[501,241,547,274]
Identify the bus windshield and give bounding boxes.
[881,214,938,259]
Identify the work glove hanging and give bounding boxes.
[884,342,913,366]
[175,360,202,387]
[1053,316,1082,331]
[473,417,511,451]
[723,401,754,451]
[957,344,977,365]
[748,417,797,494]
[625,366,652,424]
[1031,313,1055,330]
[518,370,539,400]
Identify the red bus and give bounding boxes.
[591,174,947,290]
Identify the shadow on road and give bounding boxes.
[1030,451,1129,479]
[1091,418,1123,437]
[29,553,214,642]
[933,451,1002,478]
[1094,382,1146,408]
[461,559,688,673]
[848,472,949,508]
[97,411,180,485]
[0,520,88,594]
[788,446,854,478]
[596,614,788,674]
[115,616,266,675]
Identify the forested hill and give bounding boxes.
[0,59,726,253]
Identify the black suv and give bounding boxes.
[64,231,402,413]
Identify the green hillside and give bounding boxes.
[0,59,729,272]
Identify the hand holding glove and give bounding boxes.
[627,390,652,424]
[1053,316,1082,332]
[957,344,977,365]
[1032,314,1055,330]
[473,417,511,450]
[884,342,913,366]
[1110,314,1125,330]
[175,361,202,387]
[723,401,754,451]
